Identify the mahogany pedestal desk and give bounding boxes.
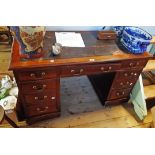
[9,31,152,124]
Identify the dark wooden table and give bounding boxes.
[9,31,152,124]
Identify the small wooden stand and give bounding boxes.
[97,30,117,40]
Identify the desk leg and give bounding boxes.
[15,92,25,121]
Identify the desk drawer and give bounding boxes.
[21,79,58,94]
[122,59,147,69]
[116,70,141,80]
[24,91,57,106]
[16,68,58,81]
[108,89,131,100]
[112,79,136,89]
[25,104,58,117]
[61,63,121,77]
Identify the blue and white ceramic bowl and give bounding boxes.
[112,26,125,38]
[120,26,152,54]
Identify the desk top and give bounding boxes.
[9,31,152,70]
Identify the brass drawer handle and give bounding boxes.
[120,82,133,87]
[104,66,112,72]
[116,91,125,96]
[34,96,47,100]
[71,68,84,76]
[33,84,47,90]
[130,72,137,76]
[36,106,48,113]
[30,72,46,78]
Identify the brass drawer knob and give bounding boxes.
[51,97,55,100]
[30,73,35,77]
[80,69,84,73]
[43,84,47,88]
[120,82,123,86]
[44,96,47,99]
[41,72,46,76]
[129,63,133,66]
[116,92,120,96]
[101,67,104,71]
[124,73,128,77]
[136,62,140,65]
[108,66,112,70]
[35,97,38,100]
[37,106,48,112]
[33,86,37,89]
[71,69,75,73]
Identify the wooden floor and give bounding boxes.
[0,103,153,128]
[0,49,154,128]
[29,103,153,128]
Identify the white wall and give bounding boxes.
[46,26,105,31]
[46,26,155,34]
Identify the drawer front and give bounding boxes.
[61,63,121,77]
[122,59,147,69]
[111,70,141,89]
[108,89,131,100]
[21,79,58,94]
[112,79,136,89]
[116,70,141,80]
[25,104,58,117]
[16,68,58,81]
[24,91,57,106]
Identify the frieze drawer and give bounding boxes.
[21,79,58,94]
[61,63,121,77]
[15,68,58,81]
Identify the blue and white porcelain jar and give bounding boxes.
[10,26,45,59]
[120,26,152,54]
